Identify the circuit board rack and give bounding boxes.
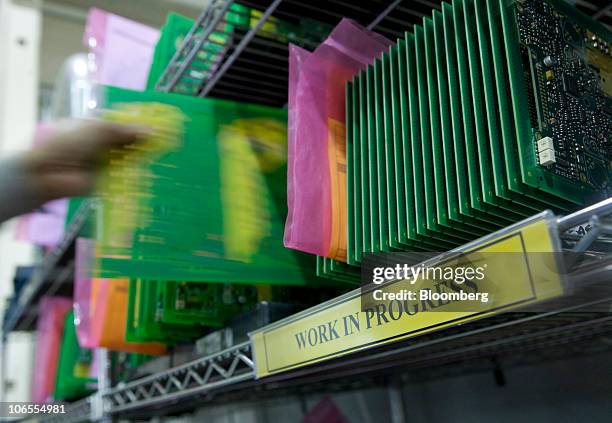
[2,0,610,421]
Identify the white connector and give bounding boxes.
[537,136,554,152]
[537,137,556,166]
[539,148,556,166]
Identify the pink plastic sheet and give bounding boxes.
[284,19,391,259]
[15,199,67,247]
[84,8,159,90]
[74,238,94,348]
[31,296,72,403]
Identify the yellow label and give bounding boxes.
[251,217,564,377]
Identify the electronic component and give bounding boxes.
[537,136,555,151]
[517,0,611,198]
[539,148,557,166]
[561,73,579,97]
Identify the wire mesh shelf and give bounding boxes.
[51,198,609,419]
[156,0,611,107]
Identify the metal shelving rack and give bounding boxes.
[155,0,611,107]
[7,0,612,421]
[154,0,470,105]
[31,198,612,423]
[106,342,254,415]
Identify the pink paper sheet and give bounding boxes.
[84,7,159,90]
[74,238,94,348]
[31,296,72,403]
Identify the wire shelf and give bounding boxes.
[43,198,610,420]
[156,0,611,107]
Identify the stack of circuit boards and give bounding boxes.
[150,6,329,99]
[125,280,258,343]
[346,0,611,262]
[316,256,360,285]
[124,280,348,344]
[147,11,238,92]
[95,85,318,286]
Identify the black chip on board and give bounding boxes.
[562,73,580,97]
[604,98,612,118]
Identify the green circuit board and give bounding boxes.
[511,0,611,201]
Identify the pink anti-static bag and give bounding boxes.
[31,296,72,403]
[284,19,392,261]
[84,8,159,90]
[74,238,94,347]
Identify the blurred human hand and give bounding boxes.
[20,119,145,202]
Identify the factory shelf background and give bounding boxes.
[0,0,611,422]
[16,197,612,421]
